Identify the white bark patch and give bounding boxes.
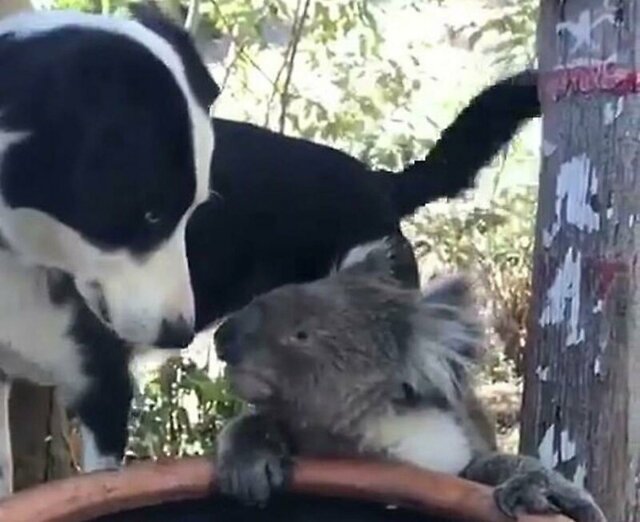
[556,9,614,57]
[544,154,599,247]
[593,299,604,314]
[603,97,624,125]
[539,247,584,347]
[594,356,603,377]
[538,426,581,477]
[573,464,587,488]
[559,429,577,462]
[536,365,550,381]
[538,425,555,469]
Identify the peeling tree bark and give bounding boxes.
[521,1,640,520]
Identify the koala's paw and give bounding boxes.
[217,444,290,506]
[494,470,607,522]
[215,416,291,506]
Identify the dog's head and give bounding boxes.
[214,236,484,432]
[0,5,219,347]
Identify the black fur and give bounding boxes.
[188,70,540,330]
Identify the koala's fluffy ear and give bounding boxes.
[417,274,484,362]
[337,233,419,288]
[401,274,484,406]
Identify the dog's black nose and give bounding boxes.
[155,317,194,348]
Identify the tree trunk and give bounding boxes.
[520,1,640,520]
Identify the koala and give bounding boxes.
[213,235,606,522]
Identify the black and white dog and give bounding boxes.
[0,4,218,493]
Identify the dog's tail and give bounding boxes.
[386,70,540,218]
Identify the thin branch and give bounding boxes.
[264,0,304,127]
[263,37,293,127]
[209,0,323,127]
[278,0,312,134]
[220,43,245,93]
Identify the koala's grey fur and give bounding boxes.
[213,235,606,522]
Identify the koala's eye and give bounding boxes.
[294,330,309,342]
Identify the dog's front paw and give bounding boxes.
[215,413,291,506]
[494,470,607,522]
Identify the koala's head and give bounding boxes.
[214,235,484,433]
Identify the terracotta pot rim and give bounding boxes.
[0,456,572,522]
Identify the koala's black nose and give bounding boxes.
[214,305,262,364]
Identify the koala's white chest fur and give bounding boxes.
[362,408,473,475]
[0,249,86,395]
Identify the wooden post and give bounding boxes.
[10,383,75,490]
[0,0,75,491]
[520,1,640,520]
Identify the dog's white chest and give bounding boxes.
[362,408,473,475]
[0,250,84,388]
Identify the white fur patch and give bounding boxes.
[0,249,88,400]
[338,237,390,271]
[362,408,473,475]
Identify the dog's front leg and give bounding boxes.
[67,369,134,473]
[0,375,13,496]
[60,377,130,472]
[79,423,121,472]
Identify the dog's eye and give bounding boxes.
[144,211,161,225]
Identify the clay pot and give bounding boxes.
[0,457,572,522]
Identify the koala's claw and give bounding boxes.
[494,470,558,517]
[217,449,291,506]
[215,413,292,506]
[494,470,607,522]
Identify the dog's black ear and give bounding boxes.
[129,1,220,111]
[337,233,419,288]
